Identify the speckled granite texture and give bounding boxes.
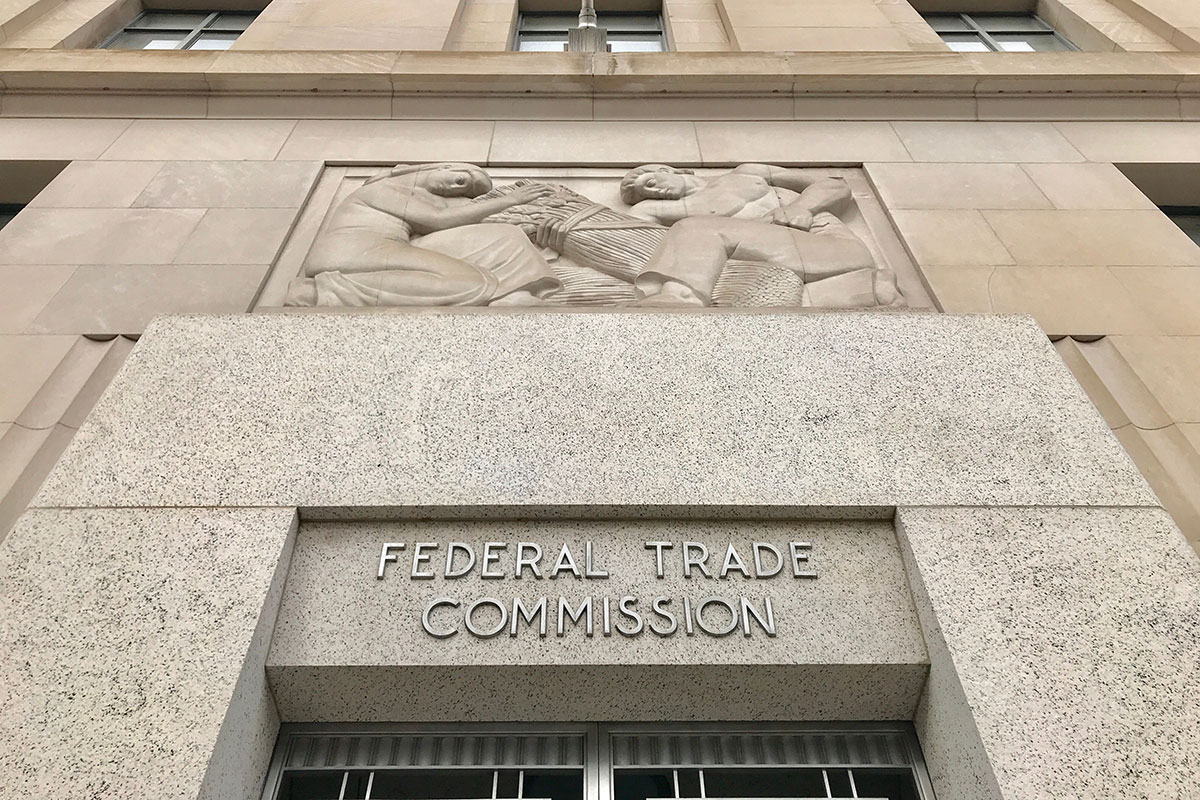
[0,507,297,800]
[898,506,1200,800]
[31,312,1153,511]
[268,519,927,720]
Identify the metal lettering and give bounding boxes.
[515,542,543,579]
[741,596,776,637]
[377,542,405,579]
[481,542,507,579]
[422,597,459,638]
[584,541,609,578]
[557,596,593,636]
[752,542,783,577]
[645,541,672,578]
[411,542,436,579]
[790,541,816,578]
[444,542,475,578]
[683,542,712,578]
[649,596,678,636]
[720,543,750,578]
[695,596,738,637]
[464,597,508,638]
[616,596,644,636]
[551,544,583,579]
[510,596,548,637]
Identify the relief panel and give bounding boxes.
[258,164,932,310]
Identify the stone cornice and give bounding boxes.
[0,50,1197,118]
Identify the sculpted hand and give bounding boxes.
[763,207,814,231]
[506,183,556,206]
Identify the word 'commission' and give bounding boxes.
[376,540,816,639]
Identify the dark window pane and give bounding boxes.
[922,14,969,32]
[519,14,574,32]
[702,767,827,797]
[211,13,257,30]
[524,770,585,800]
[369,769,494,799]
[973,14,1052,32]
[1164,211,1200,247]
[614,770,673,800]
[136,12,209,28]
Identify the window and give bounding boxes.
[1162,207,1200,248]
[261,724,935,800]
[515,13,664,52]
[102,11,258,51]
[923,13,1076,52]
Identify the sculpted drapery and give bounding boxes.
[286,162,904,309]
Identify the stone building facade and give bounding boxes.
[1,1,1199,799]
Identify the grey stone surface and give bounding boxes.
[133,160,322,209]
[33,312,1155,510]
[25,264,270,335]
[174,208,301,265]
[897,506,1200,800]
[0,507,297,800]
[0,208,204,265]
[268,663,928,723]
[267,519,926,720]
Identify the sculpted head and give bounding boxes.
[620,164,698,205]
[365,163,493,198]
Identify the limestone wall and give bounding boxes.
[0,117,1198,548]
[0,0,1182,51]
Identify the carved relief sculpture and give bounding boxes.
[285,162,904,309]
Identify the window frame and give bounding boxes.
[100,10,259,51]
[512,12,666,53]
[259,722,937,800]
[923,12,1078,52]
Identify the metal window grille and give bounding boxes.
[921,13,1077,52]
[102,10,259,51]
[514,13,665,52]
[261,725,935,800]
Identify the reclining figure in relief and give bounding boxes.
[287,163,562,307]
[286,161,903,309]
[619,163,901,308]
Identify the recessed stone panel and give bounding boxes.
[267,518,928,721]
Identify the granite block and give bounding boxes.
[32,313,1155,510]
[268,663,929,723]
[897,506,1200,800]
[267,519,927,720]
[0,507,297,800]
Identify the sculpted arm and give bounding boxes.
[367,183,554,234]
[629,199,691,225]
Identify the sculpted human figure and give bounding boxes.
[288,163,561,307]
[620,164,899,307]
